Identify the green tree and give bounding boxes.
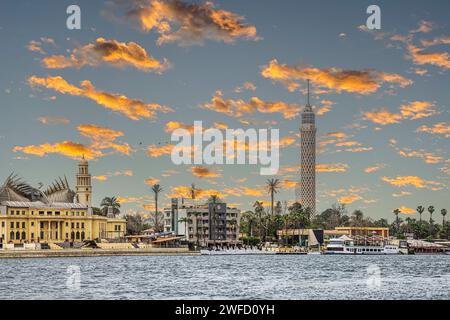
[428,205,435,224]
[416,205,425,223]
[151,184,163,232]
[393,208,401,234]
[124,214,150,235]
[441,208,447,227]
[100,196,121,215]
[266,178,281,215]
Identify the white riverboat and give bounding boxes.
[324,236,400,255]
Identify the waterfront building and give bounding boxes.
[296,80,316,215]
[164,198,240,246]
[0,160,126,245]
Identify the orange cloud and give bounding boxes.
[339,194,362,205]
[364,164,385,173]
[417,122,450,138]
[167,185,226,200]
[407,43,450,70]
[165,121,195,133]
[223,187,264,197]
[42,38,169,72]
[144,177,161,185]
[399,206,416,214]
[13,124,130,160]
[202,91,300,119]
[147,144,174,157]
[261,59,412,94]
[28,75,173,120]
[316,163,349,173]
[398,148,443,164]
[363,109,403,125]
[13,141,101,160]
[122,0,260,46]
[191,166,221,178]
[94,170,133,181]
[234,82,257,93]
[399,101,437,120]
[382,175,442,189]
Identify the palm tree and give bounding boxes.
[266,178,281,215]
[393,208,401,234]
[178,217,189,241]
[151,184,163,232]
[416,205,425,223]
[208,195,220,245]
[441,209,447,227]
[100,196,121,215]
[428,205,435,224]
[190,183,197,204]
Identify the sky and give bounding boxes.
[0,0,449,221]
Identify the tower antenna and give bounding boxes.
[307,79,310,105]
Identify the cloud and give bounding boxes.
[165,121,195,133]
[398,206,416,214]
[147,144,174,157]
[13,141,101,160]
[411,20,434,34]
[28,75,173,120]
[399,101,438,119]
[202,90,300,119]
[167,185,226,200]
[13,124,130,160]
[117,0,260,46]
[42,38,170,73]
[398,148,443,164]
[392,191,412,198]
[406,43,450,70]
[223,186,264,197]
[27,40,46,54]
[316,163,349,173]
[261,59,412,94]
[78,124,131,155]
[363,101,437,126]
[37,116,70,125]
[94,170,134,181]
[416,122,450,138]
[144,177,160,185]
[191,166,221,178]
[316,99,335,116]
[234,82,257,93]
[362,109,403,125]
[382,175,442,190]
[339,194,362,205]
[364,164,385,173]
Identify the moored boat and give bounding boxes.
[324,236,400,255]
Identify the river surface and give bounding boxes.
[1,255,449,300]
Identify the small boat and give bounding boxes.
[324,237,399,255]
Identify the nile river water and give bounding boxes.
[1,255,449,300]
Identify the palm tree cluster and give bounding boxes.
[389,205,449,239]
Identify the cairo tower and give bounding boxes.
[296,80,316,215]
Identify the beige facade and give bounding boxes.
[0,202,126,244]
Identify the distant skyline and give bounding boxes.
[0,0,449,220]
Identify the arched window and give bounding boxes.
[10,231,14,240]
[76,232,80,240]
[71,232,75,240]
[16,232,20,240]
[22,232,26,240]
[81,232,85,241]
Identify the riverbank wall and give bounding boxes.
[0,248,199,259]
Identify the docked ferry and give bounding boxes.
[324,237,400,255]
